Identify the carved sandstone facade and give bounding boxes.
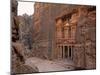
[33,2,96,69]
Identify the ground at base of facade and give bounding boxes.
[25,57,75,72]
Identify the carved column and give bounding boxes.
[62,45,65,59]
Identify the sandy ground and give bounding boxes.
[25,57,75,72]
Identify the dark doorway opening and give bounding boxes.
[69,46,71,58]
[65,46,68,58]
[62,46,63,58]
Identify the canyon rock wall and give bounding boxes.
[33,2,96,69]
[33,2,79,59]
[73,6,96,69]
[11,0,39,74]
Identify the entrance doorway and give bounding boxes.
[69,46,72,58]
[65,46,68,58]
[64,46,72,59]
[57,45,72,59]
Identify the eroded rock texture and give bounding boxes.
[11,0,39,74]
[32,2,79,59]
[74,6,96,69]
[33,2,96,69]
[11,1,96,73]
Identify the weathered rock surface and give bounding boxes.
[33,2,80,59]
[11,1,96,73]
[11,0,39,74]
[33,2,96,69]
[73,6,96,69]
[12,41,39,74]
[12,60,38,74]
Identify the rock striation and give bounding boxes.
[33,2,96,69]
